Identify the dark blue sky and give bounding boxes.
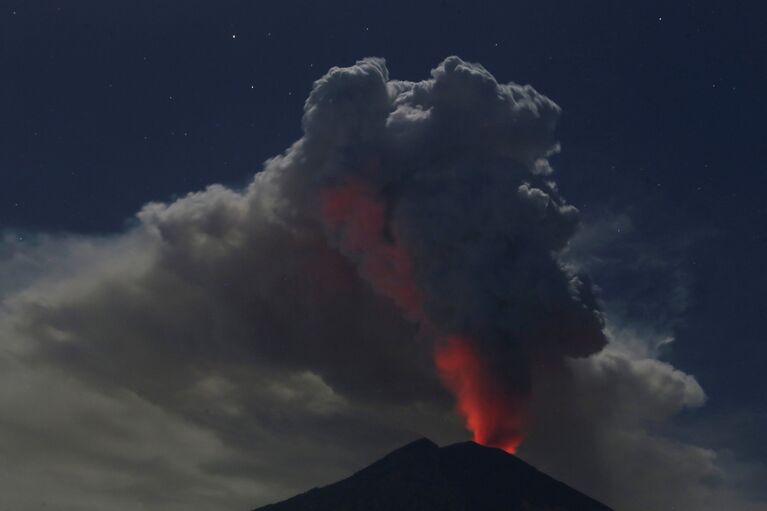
[2,0,765,461]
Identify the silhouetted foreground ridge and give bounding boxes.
[254,438,613,511]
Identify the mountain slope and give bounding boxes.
[254,438,613,511]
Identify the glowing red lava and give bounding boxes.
[434,336,526,453]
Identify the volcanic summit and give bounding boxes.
[254,438,613,511]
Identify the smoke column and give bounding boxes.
[274,55,607,452]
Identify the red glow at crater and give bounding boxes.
[434,336,526,453]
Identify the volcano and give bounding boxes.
[253,438,613,511]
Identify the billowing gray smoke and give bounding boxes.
[264,56,608,450]
[0,57,759,511]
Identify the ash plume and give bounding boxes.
[276,56,607,450]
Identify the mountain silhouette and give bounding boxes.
[254,438,613,510]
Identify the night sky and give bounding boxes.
[1,2,765,510]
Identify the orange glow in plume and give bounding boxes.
[321,180,423,320]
